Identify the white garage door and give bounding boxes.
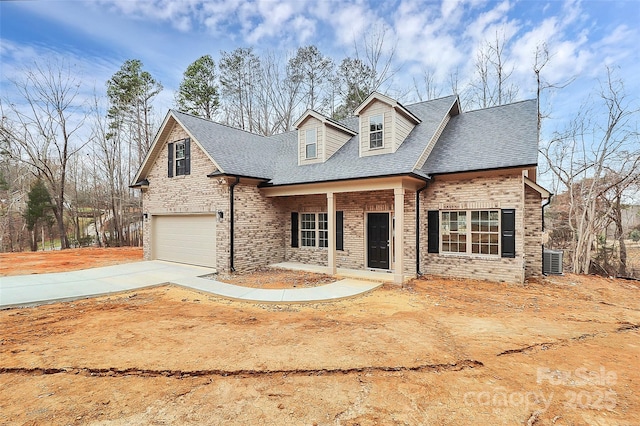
[153,215,216,268]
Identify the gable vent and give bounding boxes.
[543,249,563,275]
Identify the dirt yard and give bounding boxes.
[0,247,143,276]
[1,249,639,425]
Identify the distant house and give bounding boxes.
[131,92,550,284]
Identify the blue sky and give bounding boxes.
[1,0,639,137]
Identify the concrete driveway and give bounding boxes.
[0,261,382,308]
[0,261,216,308]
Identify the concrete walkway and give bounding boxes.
[0,261,381,308]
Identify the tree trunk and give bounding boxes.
[614,195,627,276]
[30,228,37,252]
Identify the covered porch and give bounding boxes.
[262,176,426,284]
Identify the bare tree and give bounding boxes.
[413,68,443,101]
[260,51,305,134]
[219,47,262,132]
[467,29,518,109]
[352,24,399,95]
[542,67,640,274]
[0,60,88,249]
[288,46,334,114]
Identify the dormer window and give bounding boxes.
[369,115,383,149]
[305,128,317,159]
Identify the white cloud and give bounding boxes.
[464,0,512,43]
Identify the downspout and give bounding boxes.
[541,194,553,275]
[229,177,240,272]
[416,176,432,276]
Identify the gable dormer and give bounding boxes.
[294,110,356,165]
[354,92,421,157]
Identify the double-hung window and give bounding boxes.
[168,138,190,177]
[369,115,383,149]
[471,210,499,255]
[301,213,316,247]
[175,141,186,176]
[305,128,317,159]
[318,213,328,248]
[441,211,467,253]
[300,213,328,248]
[441,210,500,255]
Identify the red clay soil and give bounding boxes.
[217,267,336,289]
[0,247,143,276]
[0,249,639,425]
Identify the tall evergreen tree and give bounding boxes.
[24,179,52,251]
[333,58,376,120]
[176,55,220,119]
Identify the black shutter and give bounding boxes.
[427,210,439,253]
[501,209,516,258]
[291,212,299,248]
[336,211,344,251]
[167,142,174,178]
[184,138,191,175]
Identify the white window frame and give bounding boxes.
[369,114,383,149]
[300,212,328,249]
[305,128,317,159]
[440,209,500,256]
[175,140,186,176]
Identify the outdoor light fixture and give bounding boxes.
[217,210,224,221]
[143,213,148,220]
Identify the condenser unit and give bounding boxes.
[543,249,563,275]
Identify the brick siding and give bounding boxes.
[420,172,531,283]
[141,123,230,272]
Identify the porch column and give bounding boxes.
[327,192,337,275]
[394,188,405,284]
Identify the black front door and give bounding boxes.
[368,212,390,269]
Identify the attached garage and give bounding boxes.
[152,215,217,268]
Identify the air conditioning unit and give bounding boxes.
[543,249,563,275]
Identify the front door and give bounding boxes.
[367,212,390,269]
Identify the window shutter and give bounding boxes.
[167,142,174,178]
[501,209,516,258]
[291,212,299,248]
[336,211,344,251]
[427,210,439,253]
[184,138,191,175]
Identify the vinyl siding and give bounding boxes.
[359,101,394,156]
[394,111,417,152]
[325,125,351,160]
[298,117,324,165]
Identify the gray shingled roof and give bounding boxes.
[167,96,537,185]
[421,99,538,175]
[172,110,279,179]
[267,96,457,185]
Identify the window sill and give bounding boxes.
[437,252,503,260]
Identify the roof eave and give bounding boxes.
[259,171,430,188]
[426,163,539,177]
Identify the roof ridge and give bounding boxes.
[402,94,457,108]
[171,109,267,138]
[462,98,536,114]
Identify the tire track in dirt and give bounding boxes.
[0,359,483,379]
[496,323,639,356]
